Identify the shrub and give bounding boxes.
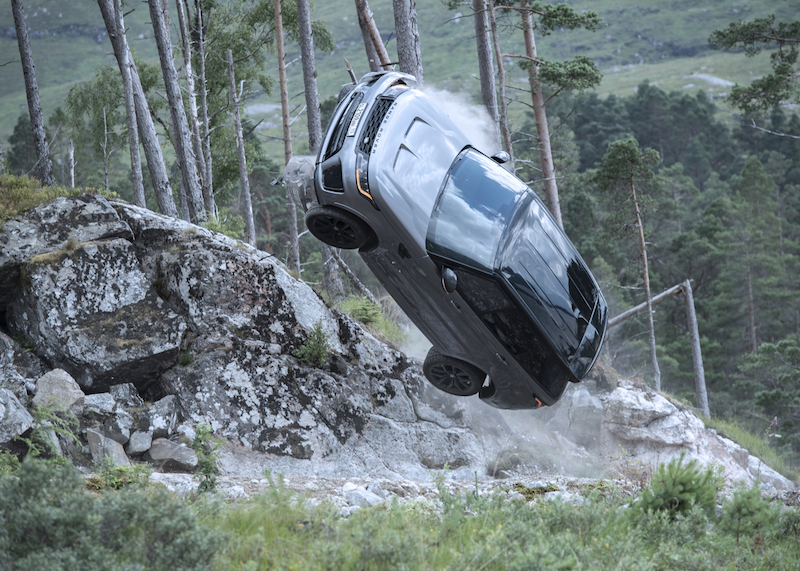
[0,450,20,477]
[192,423,223,493]
[15,404,80,464]
[85,456,151,491]
[635,453,719,518]
[719,482,779,548]
[0,458,222,571]
[336,295,406,346]
[293,320,331,367]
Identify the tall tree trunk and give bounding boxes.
[67,139,74,188]
[274,0,301,275]
[176,0,215,219]
[355,0,392,70]
[356,2,380,72]
[472,0,498,124]
[487,0,514,169]
[11,0,55,186]
[193,0,214,200]
[682,279,709,416]
[227,50,256,247]
[114,0,145,207]
[0,142,4,176]
[102,107,110,190]
[633,183,661,390]
[148,0,206,223]
[296,0,322,156]
[392,0,423,85]
[297,0,345,302]
[747,263,758,353]
[97,0,178,217]
[521,0,561,227]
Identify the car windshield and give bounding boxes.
[426,149,526,272]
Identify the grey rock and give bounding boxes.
[143,395,180,438]
[83,393,116,420]
[147,438,198,471]
[85,427,131,466]
[343,483,385,507]
[366,481,387,499]
[544,491,584,505]
[109,383,144,408]
[126,430,153,456]
[6,237,187,392]
[0,388,34,444]
[32,369,85,417]
[103,409,134,444]
[0,195,133,307]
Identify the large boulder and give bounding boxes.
[0,388,34,444]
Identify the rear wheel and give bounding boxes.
[423,348,484,397]
[305,206,376,250]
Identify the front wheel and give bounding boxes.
[305,206,376,250]
[423,348,484,397]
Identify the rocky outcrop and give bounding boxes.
[0,195,795,492]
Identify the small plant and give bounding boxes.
[202,209,245,239]
[179,349,192,366]
[192,423,223,493]
[15,404,81,464]
[719,482,778,548]
[634,452,719,518]
[85,456,151,491]
[293,320,331,368]
[0,450,20,476]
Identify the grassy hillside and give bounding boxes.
[0,0,798,157]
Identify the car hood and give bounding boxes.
[370,91,471,250]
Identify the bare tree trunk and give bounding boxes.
[297,0,345,302]
[747,264,757,353]
[521,0,561,227]
[682,279,709,416]
[102,107,111,190]
[274,0,301,275]
[176,0,215,219]
[334,251,380,306]
[0,142,4,176]
[356,1,381,72]
[632,183,660,390]
[193,0,214,199]
[113,0,145,207]
[227,50,256,247]
[148,0,206,223]
[67,139,74,187]
[393,0,423,85]
[11,0,55,186]
[97,0,178,217]
[487,0,513,169]
[472,0,498,124]
[355,0,393,70]
[296,0,322,156]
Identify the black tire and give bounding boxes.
[305,206,376,250]
[423,348,484,397]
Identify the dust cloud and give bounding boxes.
[422,87,501,157]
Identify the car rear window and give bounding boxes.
[426,150,525,272]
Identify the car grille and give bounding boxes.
[324,93,364,161]
[357,97,394,155]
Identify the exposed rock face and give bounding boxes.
[0,195,795,491]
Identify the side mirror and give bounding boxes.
[441,267,457,294]
[491,151,510,164]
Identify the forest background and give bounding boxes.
[2,0,800,466]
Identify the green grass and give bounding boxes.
[0,174,118,230]
[335,295,406,347]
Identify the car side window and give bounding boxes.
[426,150,524,272]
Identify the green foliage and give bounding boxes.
[85,457,152,491]
[293,320,331,368]
[15,403,81,463]
[337,295,381,324]
[0,450,20,477]
[538,55,602,93]
[710,15,800,114]
[192,423,223,494]
[719,482,779,548]
[635,453,720,518]
[202,208,245,240]
[0,459,223,571]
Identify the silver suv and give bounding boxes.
[294,71,607,410]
